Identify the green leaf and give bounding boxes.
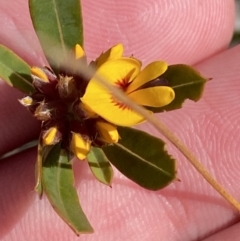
[149,64,207,112]
[42,143,93,235]
[35,143,56,196]
[103,127,176,190]
[87,146,113,186]
[0,45,34,93]
[34,141,43,196]
[29,0,83,73]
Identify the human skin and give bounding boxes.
[0,0,240,240]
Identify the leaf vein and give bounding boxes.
[52,0,67,58]
[172,79,205,89]
[115,142,173,178]
[0,61,33,88]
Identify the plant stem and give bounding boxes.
[90,69,240,211]
[147,116,240,211]
[55,53,240,211]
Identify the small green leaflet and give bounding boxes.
[0,45,34,94]
[103,127,176,190]
[87,146,113,186]
[149,64,207,112]
[29,0,84,74]
[42,143,93,235]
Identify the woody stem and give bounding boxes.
[57,55,240,211]
[91,70,240,211]
[146,116,240,211]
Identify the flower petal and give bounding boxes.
[95,44,124,67]
[128,86,175,107]
[83,58,141,94]
[82,90,146,126]
[126,61,168,94]
[31,67,48,82]
[81,58,144,126]
[96,121,119,143]
[70,132,91,160]
[75,44,85,59]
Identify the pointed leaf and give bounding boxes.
[103,127,176,190]
[35,143,55,196]
[87,146,113,186]
[0,45,34,93]
[29,0,83,73]
[42,143,93,235]
[149,64,207,112]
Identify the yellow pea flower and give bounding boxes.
[81,58,175,126]
[22,43,175,161]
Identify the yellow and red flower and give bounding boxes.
[81,44,175,126]
[20,43,174,161]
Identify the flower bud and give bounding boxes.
[41,67,57,83]
[42,126,62,145]
[19,96,40,113]
[75,44,85,60]
[96,121,119,143]
[31,67,58,98]
[70,132,91,160]
[19,96,33,107]
[31,67,49,82]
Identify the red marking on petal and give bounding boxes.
[115,78,131,91]
[109,78,132,110]
[110,96,130,110]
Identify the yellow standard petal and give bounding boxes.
[31,67,48,82]
[42,127,58,145]
[70,132,91,160]
[82,58,141,94]
[81,58,145,126]
[95,44,124,67]
[128,86,175,107]
[75,44,85,59]
[126,61,168,94]
[96,121,119,143]
[82,98,146,126]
